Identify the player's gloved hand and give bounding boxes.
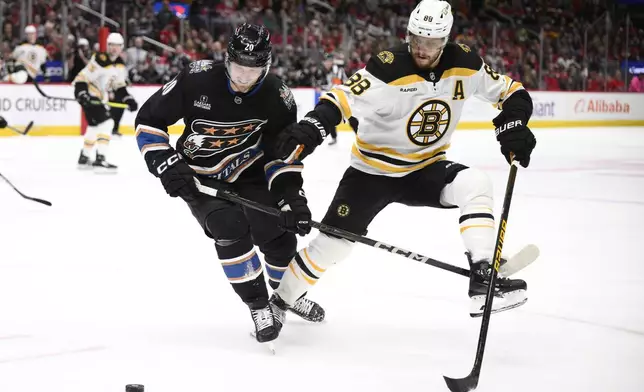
[493,112,536,168]
[151,150,199,202]
[76,90,101,109]
[0,116,7,129]
[275,116,326,161]
[123,95,138,112]
[278,189,312,236]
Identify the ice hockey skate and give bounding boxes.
[289,295,325,322]
[468,253,528,317]
[77,151,94,170]
[92,154,118,174]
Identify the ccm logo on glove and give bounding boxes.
[156,153,181,175]
[495,119,523,136]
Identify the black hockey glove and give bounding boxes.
[275,116,327,161]
[278,189,312,236]
[76,90,101,109]
[0,116,6,129]
[493,112,536,168]
[123,95,138,112]
[151,150,199,201]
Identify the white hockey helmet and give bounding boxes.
[25,25,37,34]
[78,38,89,47]
[107,32,124,46]
[407,0,454,39]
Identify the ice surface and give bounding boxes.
[1,127,643,392]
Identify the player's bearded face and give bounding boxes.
[228,62,264,91]
[108,43,123,58]
[408,34,446,69]
[26,32,37,44]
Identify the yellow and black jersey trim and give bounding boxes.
[320,88,352,119]
[93,52,125,68]
[365,42,483,86]
[352,138,451,174]
[495,77,525,109]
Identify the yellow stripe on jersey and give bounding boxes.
[351,144,447,174]
[321,88,353,119]
[388,74,425,86]
[356,137,451,162]
[507,81,524,95]
[442,67,478,79]
[387,68,477,86]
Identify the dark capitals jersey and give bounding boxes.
[135,60,301,193]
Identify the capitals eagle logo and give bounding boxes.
[182,118,267,159]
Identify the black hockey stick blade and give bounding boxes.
[443,374,478,392]
[22,121,34,135]
[8,121,35,135]
[0,173,52,206]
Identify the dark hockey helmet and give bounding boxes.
[225,23,272,89]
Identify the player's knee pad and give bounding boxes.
[206,207,252,257]
[441,168,493,210]
[442,168,496,251]
[8,70,28,84]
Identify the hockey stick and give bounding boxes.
[443,160,519,392]
[195,177,471,278]
[194,178,537,279]
[32,81,128,109]
[0,172,52,206]
[6,121,34,135]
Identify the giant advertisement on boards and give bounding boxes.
[0,84,642,136]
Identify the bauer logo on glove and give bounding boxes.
[494,119,523,137]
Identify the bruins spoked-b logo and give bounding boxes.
[406,99,451,146]
[182,119,267,159]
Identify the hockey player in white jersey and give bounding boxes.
[73,32,138,171]
[3,25,48,84]
[270,0,537,321]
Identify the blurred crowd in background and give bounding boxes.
[1,0,642,92]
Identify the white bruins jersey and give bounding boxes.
[72,52,128,102]
[12,42,48,78]
[319,43,525,177]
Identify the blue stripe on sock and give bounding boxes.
[265,264,285,281]
[221,254,262,281]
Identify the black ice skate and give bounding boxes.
[248,300,279,343]
[77,151,94,170]
[468,253,527,318]
[92,154,118,173]
[289,295,325,322]
[269,293,288,333]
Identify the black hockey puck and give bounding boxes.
[125,385,144,392]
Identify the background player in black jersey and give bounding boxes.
[134,24,323,345]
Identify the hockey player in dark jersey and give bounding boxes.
[268,0,537,321]
[134,23,324,344]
